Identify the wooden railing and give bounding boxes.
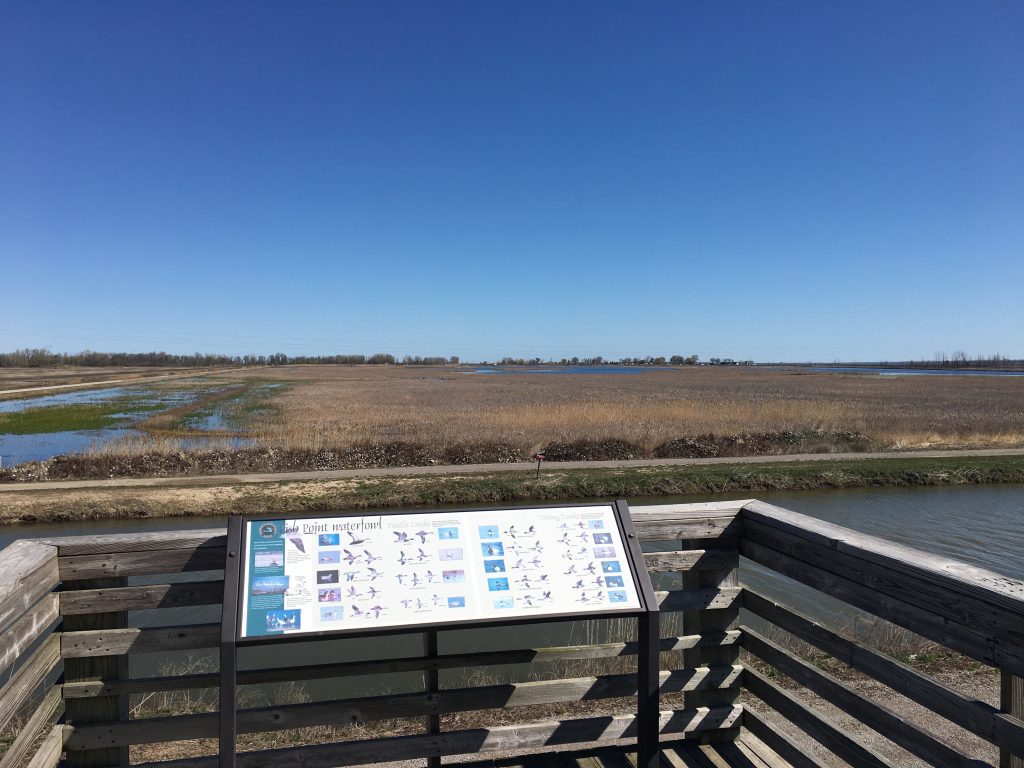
[739,499,1024,768]
[1,499,1023,767]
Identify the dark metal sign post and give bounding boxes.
[220,501,659,765]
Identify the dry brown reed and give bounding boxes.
[204,365,1024,455]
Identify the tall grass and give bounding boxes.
[241,366,1024,453]
[74,365,1024,460]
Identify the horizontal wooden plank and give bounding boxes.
[59,581,224,615]
[744,588,1024,758]
[61,623,220,658]
[632,509,740,542]
[23,724,66,768]
[744,500,1024,612]
[743,666,895,768]
[740,536,1024,676]
[741,709,820,768]
[743,516,1024,656]
[0,540,58,637]
[655,587,741,613]
[0,634,61,733]
[637,501,752,514]
[37,528,227,556]
[58,547,226,580]
[743,500,1024,647]
[0,685,63,768]
[642,550,738,574]
[66,666,743,748]
[62,630,742,697]
[0,592,59,674]
[40,503,741,557]
[132,706,744,768]
[743,625,988,768]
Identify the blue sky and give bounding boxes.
[2,2,1021,362]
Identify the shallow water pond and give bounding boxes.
[0,383,255,465]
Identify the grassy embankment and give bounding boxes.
[0,398,165,434]
[4,454,1023,523]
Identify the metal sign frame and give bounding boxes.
[220,500,660,768]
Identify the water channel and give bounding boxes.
[4,483,1022,701]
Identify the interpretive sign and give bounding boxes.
[235,504,644,639]
[219,502,660,768]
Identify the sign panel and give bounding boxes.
[238,504,643,638]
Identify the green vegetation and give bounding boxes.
[163,382,283,434]
[237,455,1024,514]
[0,399,163,435]
[7,454,1023,523]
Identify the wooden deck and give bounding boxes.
[4,499,1024,768]
[462,731,792,768]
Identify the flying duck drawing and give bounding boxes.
[284,531,306,553]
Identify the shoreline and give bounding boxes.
[3,454,1023,524]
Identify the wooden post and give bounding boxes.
[682,536,741,745]
[426,630,440,768]
[1002,670,1024,768]
[63,578,129,768]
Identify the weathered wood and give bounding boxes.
[691,538,740,745]
[0,685,63,768]
[743,501,1024,648]
[131,706,744,768]
[40,529,226,556]
[743,666,895,768]
[1003,671,1024,768]
[632,509,741,542]
[741,710,820,768]
[23,725,67,768]
[57,594,736,655]
[0,540,58,636]
[62,578,129,768]
[59,548,225,580]
[60,630,741,695]
[655,587,741,613]
[65,666,744,748]
[642,550,738,574]
[59,581,224,615]
[658,748,697,768]
[744,588,1024,757]
[0,633,61,733]
[740,536,1024,675]
[636,501,751,514]
[61,622,220,658]
[744,500,1024,610]
[0,592,59,675]
[714,737,790,768]
[743,516,1024,656]
[743,626,988,768]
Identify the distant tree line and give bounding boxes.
[0,348,402,368]
[487,355,703,366]
[2,348,709,368]
[849,353,1022,370]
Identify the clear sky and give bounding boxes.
[2,2,1021,362]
